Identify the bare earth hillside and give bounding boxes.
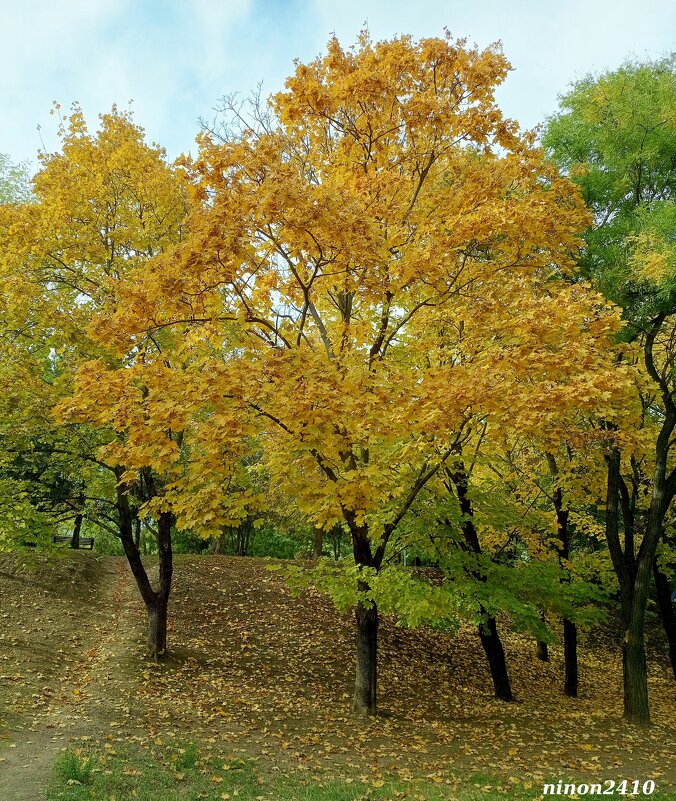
[0,553,674,800]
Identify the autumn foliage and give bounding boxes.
[0,36,673,725]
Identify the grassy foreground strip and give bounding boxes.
[46,744,454,801]
[46,743,673,801]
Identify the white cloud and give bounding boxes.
[1,0,673,168]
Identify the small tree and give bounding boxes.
[0,107,188,658]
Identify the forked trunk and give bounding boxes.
[116,472,173,662]
[447,461,513,702]
[605,324,676,724]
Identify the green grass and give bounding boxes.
[45,743,675,801]
[53,751,94,786]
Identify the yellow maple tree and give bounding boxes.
[68,35,633,713]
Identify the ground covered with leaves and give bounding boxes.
[0,552,674,800]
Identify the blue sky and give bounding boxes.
[1,0,674,170]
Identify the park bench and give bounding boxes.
[52,535,95,550]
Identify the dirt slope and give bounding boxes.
[0,552,674,798]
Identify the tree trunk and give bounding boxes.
[349,522,380,716]
[546,454,578,697]
[329,524,343,560]
[115,470,173,662]
[605,447,654,724]
[234,519,252,556]
[446,461,514,701]
[352,596,378,716]
[134,516,141,550]
[70,491,85,549]
[653,558,676,680]
[622,548,656,724]
[70,511,83,549]
[613,317,676,724]
[312,527,323,559]
[153,510,173,660]
[623,627,650,724]
[148,595,168,659]
[536,611,549,661]
[478,614,514,701]
[563,619,578,697]
[213,530,226,554]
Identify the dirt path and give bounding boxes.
[0,557,136,801]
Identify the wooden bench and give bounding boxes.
[52,535,95,550]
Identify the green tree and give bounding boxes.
[544,57,676,724]
[0,154,32,204]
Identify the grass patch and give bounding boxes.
[53,750,94,786]
[45,743,674,801]
[44,743,486,801]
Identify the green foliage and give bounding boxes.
[171,528,212,555]
[249,525,300,559]
[276,552,607,641]
[54,750,94,786]
[174,742,199,771]
[0,153,32,204]
[0,477,54,549]
[543,57,676,322]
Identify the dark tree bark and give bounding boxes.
[546,454,578,697]
[115,469,173,661]
[147,594,168,656]
[653,557,676,681]
[315,440,452,716]
[536,611,549,661]
[312,527,323,558]
[446,460,514,702]
[349,522,379,716]
[70,512,83,549]
[536,639,549,661]
[70,491,85,549]
[228,519,253,556]
[150,510,173,659]
[328,524,343,560]
[134,516,141,550]
[563,618,578,696]
[353,590,378,716]
[603,316,676,724]
[478,614,513,700]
